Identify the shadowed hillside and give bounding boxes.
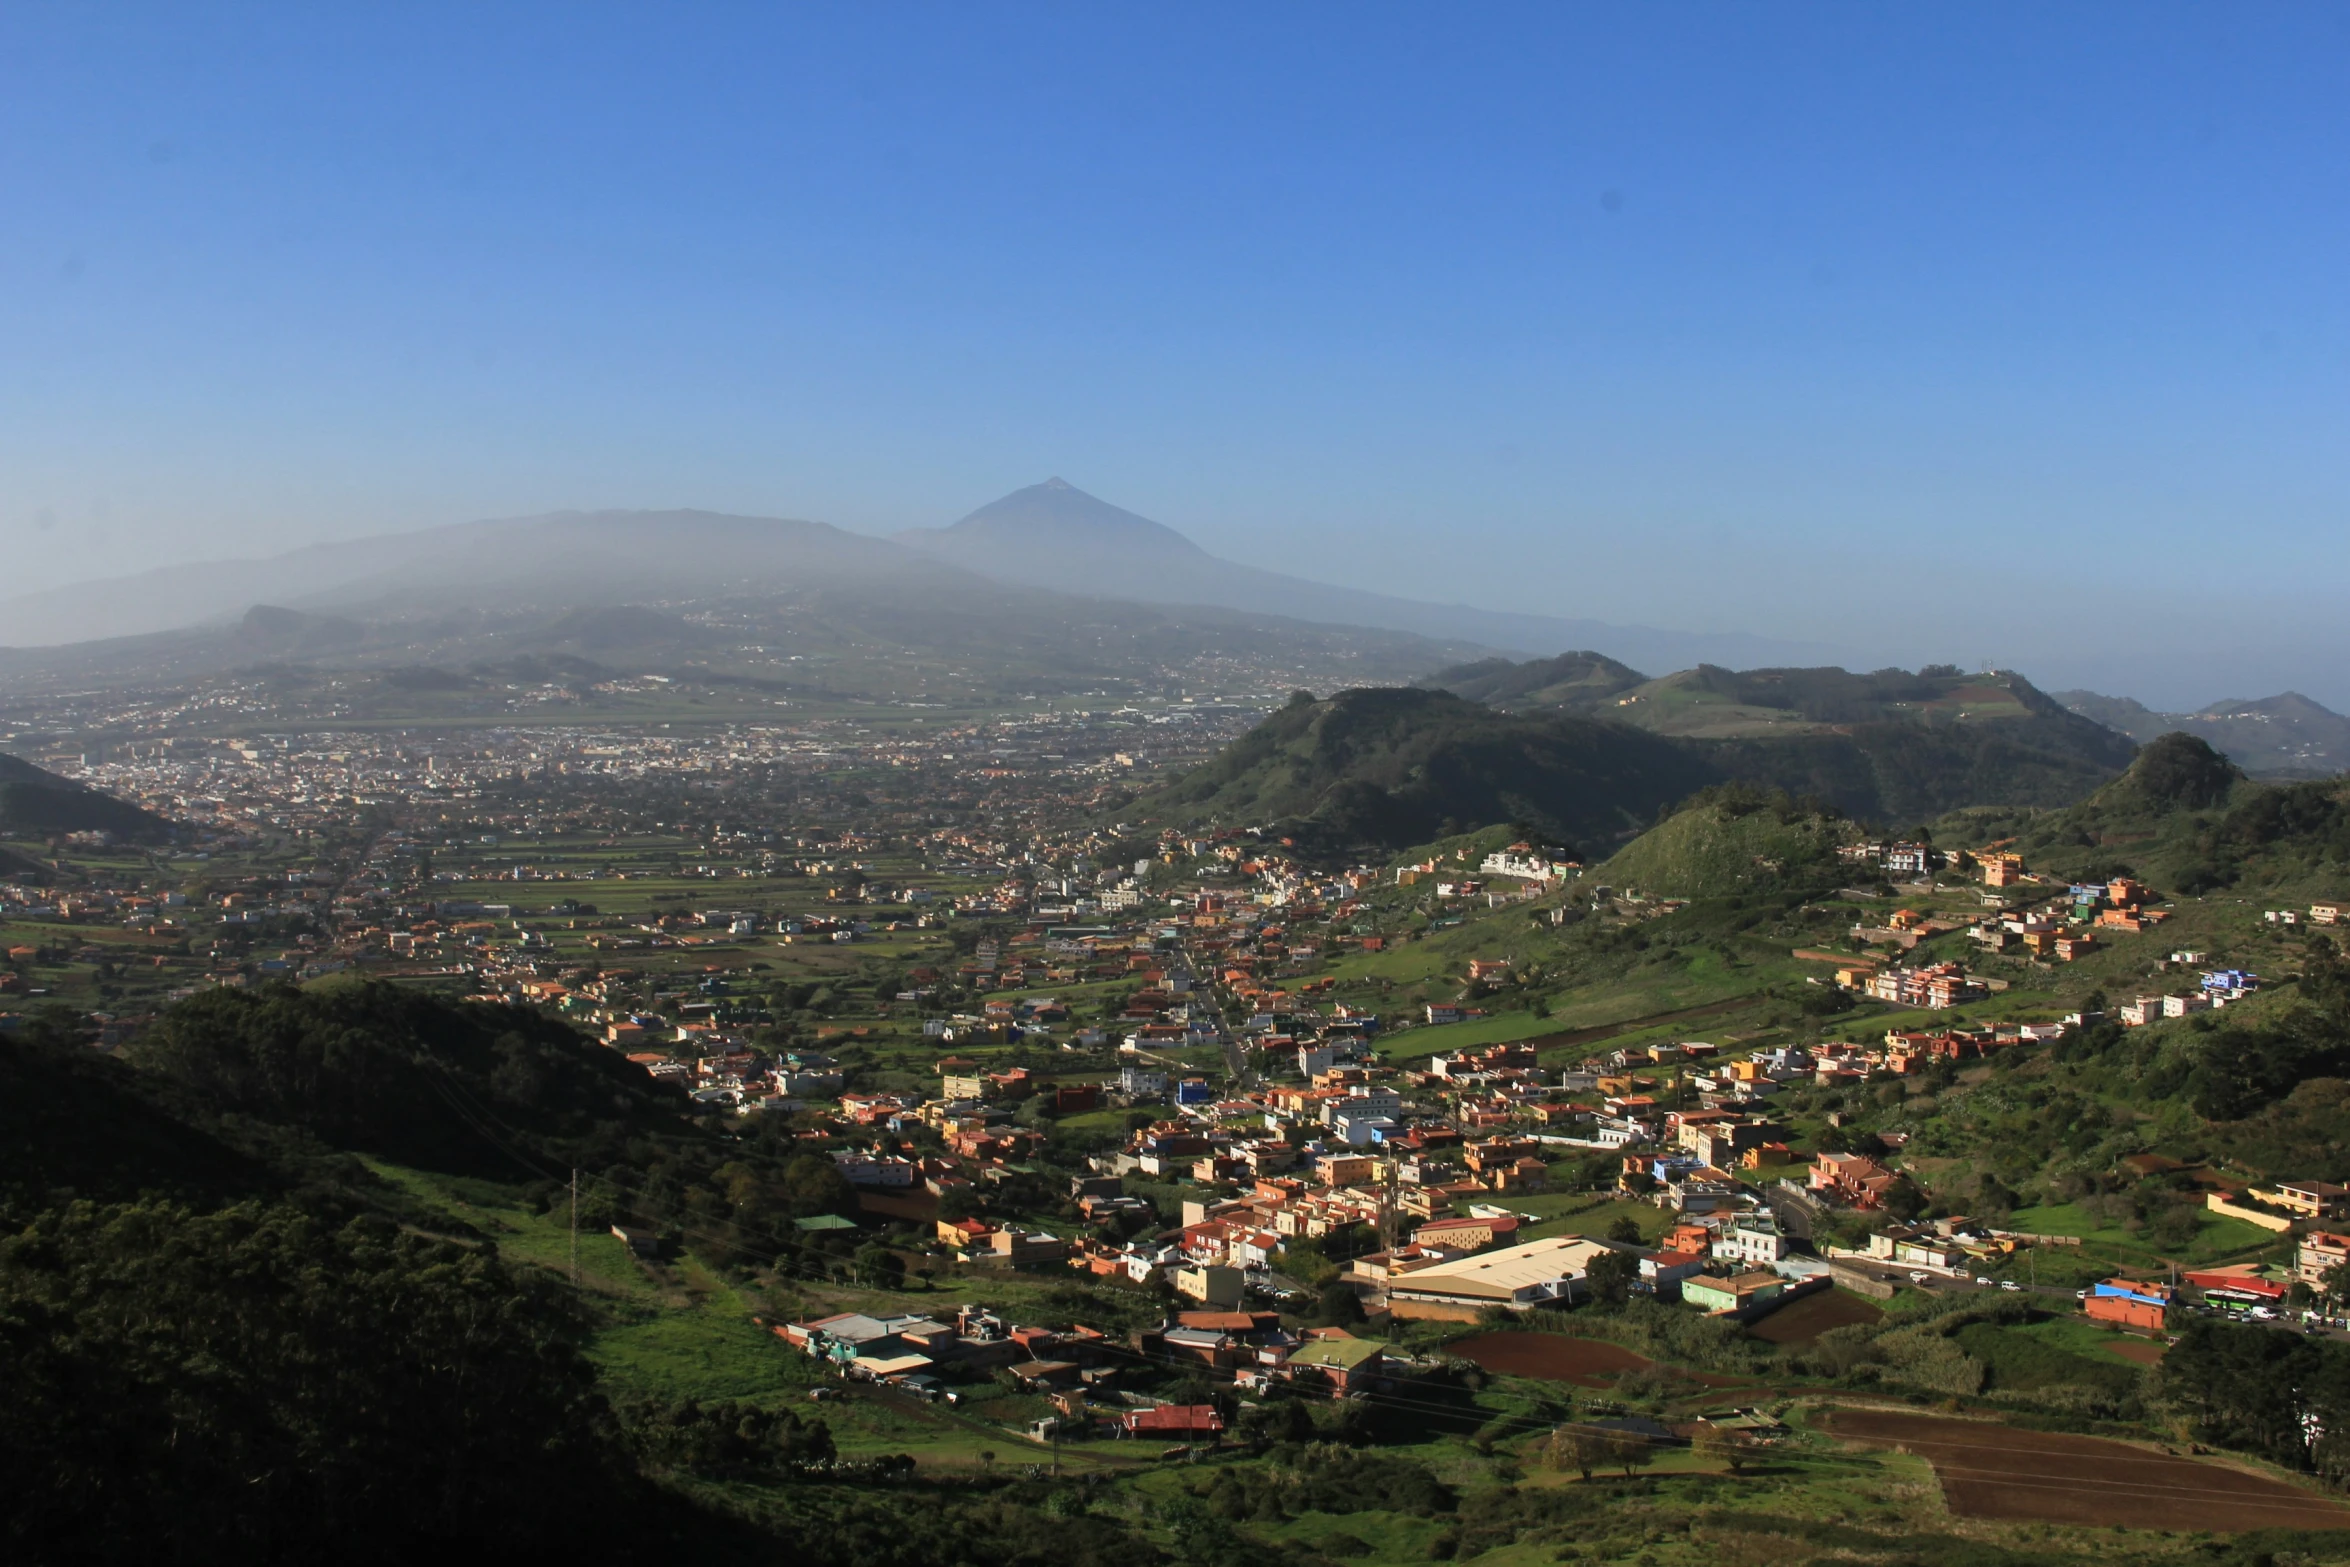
[0,753,174,842]
[1131,668,2137,856]
[1123,687,1715,856]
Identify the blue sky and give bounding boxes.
[4,3,2346,705]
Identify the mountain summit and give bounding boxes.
[906,478,1211,563]
[899,480,1836,671]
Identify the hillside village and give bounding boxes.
[11,680,2350,1563]
[15,14,2350,1558]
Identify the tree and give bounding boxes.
[1544,1424,1610,1481]
[1583,1249,1639,1306]
[1606,1429,1655,1479]
[2324,1261,2350,1313]
[1605,1216,1643,1246]
[1314,1279,1367,1325]
[852,1243,905,1290]
[1693,1423,1750,1474]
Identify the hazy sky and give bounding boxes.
[5,4,2347,706]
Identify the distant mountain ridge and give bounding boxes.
[2,483,1839,680]
[2056,689,2350,779]
[0,509,945,649]
[895,479,1844,672]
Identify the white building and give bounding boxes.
[1710,1213,1790,1266]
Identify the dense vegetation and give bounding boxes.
[0,1199,653,1561]
[0,987,1137,1564]
[1130,669,2139,857]
[1595,784,1854,900]
[2162,1316,2350,1484]
[1124,687,1716,855]
[126,983,688,1174]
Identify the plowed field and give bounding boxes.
[1747,1288,1882,1346]
[1824,1407,2350,1532]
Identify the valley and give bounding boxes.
[10,595,2350,1565]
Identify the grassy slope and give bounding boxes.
[1593,799,1854,901]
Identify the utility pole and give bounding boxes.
[569,1167,580,1286]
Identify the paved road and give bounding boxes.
[1172,948,1250,1086]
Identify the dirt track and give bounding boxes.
[1824,1407,2350,1532]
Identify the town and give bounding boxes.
[12,712,2350,1498]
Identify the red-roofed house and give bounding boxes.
[1117,1404,1225,1438]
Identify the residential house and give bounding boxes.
[1115,1405,1224,1440]
[986,1230,1069,1267]
[1681,1272,1785,1313]
[1711,1212,1790,1266]
[1638,1248,1706,1299]
[1176,1264,1246,1309]
[1285,1333,1388,1394]
[937,1216,994,1250]
[2296,1231,2350,1292]
[2266,1181,2350,1220]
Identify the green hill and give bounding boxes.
[1425,661,2136,826]
[1132,669,2135,857]
[1698,712,2133,827]
[1122,687,1716,856]
[0,753,173,842]
[1939,731,2350,896]
[1594,785,1858,900]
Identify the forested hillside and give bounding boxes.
[1938,732,2350,895]
[1123,687,1716,856]
[1128,670,2138,856]
[1593,785,1857,900]
[0,985,1126,1566]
